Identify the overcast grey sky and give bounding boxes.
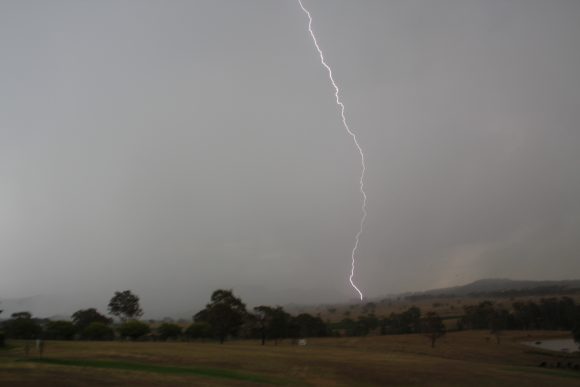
[1,0,580,317]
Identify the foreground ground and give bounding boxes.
[1,331,579,386]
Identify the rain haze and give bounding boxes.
[1,0,580,318]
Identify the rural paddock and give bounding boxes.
[1,331,579,386]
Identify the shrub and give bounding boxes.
[118,320,150,340]
[82,322,114,341]
[185,322,212,339]
[2,315,41,339]
[45,321,77,340]
[157,323,182,341]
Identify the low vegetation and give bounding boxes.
[1,288,580,385]
[1,289,580,346]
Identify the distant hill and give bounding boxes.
[406,278,580,299]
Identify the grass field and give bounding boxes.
[1,331,579,386]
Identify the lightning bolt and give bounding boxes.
[298,0,367,301]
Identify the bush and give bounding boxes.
[72,308,112,331]
[45,321,77,340]
[185,322,212,339]
[82,322,114,341]
[118,320,150,340]
[157,323,182,341]
[2,316,41,339]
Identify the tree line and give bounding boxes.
[0,290,146,343]
[331,297,580,346]
[0,289,329,345]
[188,289,329,344]
[373,297,580,345]
[459,297,580,343]
[1,292,579,348]
[333,306,446,347]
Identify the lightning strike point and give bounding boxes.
[298,0,367,301]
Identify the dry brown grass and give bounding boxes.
[1,331,579,386]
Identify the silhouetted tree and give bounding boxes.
[44,321,77,340]
[292,313,329,337]
[0,308,4,347]
[381,307,422,335]
[72,308,112,331]
[489,309,510,344]
[340,318,357,336]
[2,312,41,339]
[362,302,376,315]
[512,301,538,330]
[359,314,379,333]
[253,306,273,345]
[108,290,143,322]
[421,312,446,348]
[572,304,580,344]
[194,289,247,343]
[11,311,32,320]
[268,307,291,345]
[461,301,495,329]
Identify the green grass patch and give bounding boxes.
[503,365,580,380]
[523,349,580,359]
[21,357,284,385]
